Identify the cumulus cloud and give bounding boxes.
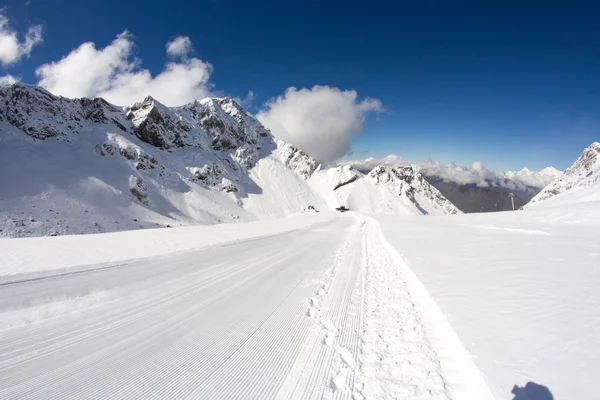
[417,160,492,187]
[242,90,254,106]
[257,86,382,164]
[340,154,404,173]
[166,36,192,58]
[35,31,213,106]
[343,155,561,190]
[0,13,43,66]
[0,73,17,85]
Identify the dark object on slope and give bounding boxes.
[512,382,553,400]
[335,206,350,212]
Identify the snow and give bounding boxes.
[374,202,600,400]
[1,83,596,399]
[0,214,458,399]
[308,164,460,216]
[0,83,457,238]
[527,142,600,208]
[0,211,333,278]
[0,197,597,398]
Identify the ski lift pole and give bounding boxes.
[509,193,515,210]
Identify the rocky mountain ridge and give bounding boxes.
[526,142,600,208]
[0,83,459,237]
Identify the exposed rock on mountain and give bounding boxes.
[311,164,461,215]
[366,165,461,215]
[0,83,460,237]
[526,142,600,208]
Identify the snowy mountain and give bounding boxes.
[313,165,461,215]
[0,84,458,237]
[526,142,600,208]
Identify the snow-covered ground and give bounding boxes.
[526,142,600,208]
[375,202,600,400]
[2,201,596,399]
[0,211,332,278]
[1,167,598,399]
[0,214,474,399]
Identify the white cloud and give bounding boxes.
[0,13,42,66]
[343,155,561,190]
[166,36,192,58]
[233,90,255,108]
[257,86,382,164]
[35,31,213,106]
[340,154,403,172]
[418,160,491,187]
[242,90,254,106]
[36,32,134,99]
[0,73,17,85]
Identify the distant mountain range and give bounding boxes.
[348,161,563,213]
[423,178,536,213]
[429,143,600,213]
[1,83,594,236]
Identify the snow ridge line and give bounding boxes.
[367,218,496,400]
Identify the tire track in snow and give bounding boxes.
[354,220,450,400]
[277,217,454,400]
[372,220,496,400]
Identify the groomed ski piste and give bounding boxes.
[1,195,598,400]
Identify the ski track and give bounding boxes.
[0,216,463,399]
[355,221,449,400]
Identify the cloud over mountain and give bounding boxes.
[257,86,382,164]
[0,12,42,67]
[343,155,562,190]
[36,32,213,106]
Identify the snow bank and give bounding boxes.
[0,211,334,278]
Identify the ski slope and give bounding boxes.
[0,214,473,400]
[375,202,600,400]
[1,205,597,399]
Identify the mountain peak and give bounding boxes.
[0,84,461,237]
[526,142,600,208]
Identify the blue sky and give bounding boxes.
[1,0,599,170]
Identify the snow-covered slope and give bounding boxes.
[0,84,458,237]
[310,165,460,215]
[526,142,600,208]
[376,201,600,400]
[2,203,596,399]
